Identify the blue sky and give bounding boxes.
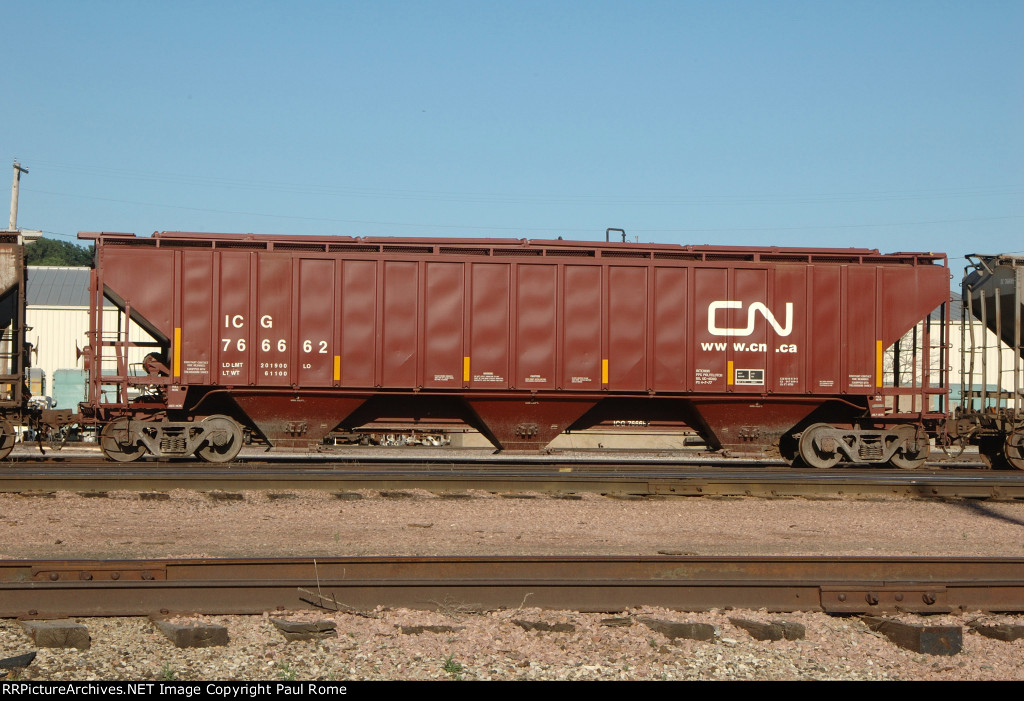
[4,1,1021,272]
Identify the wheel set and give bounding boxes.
[98,415,244,463]
[795,424,930,470]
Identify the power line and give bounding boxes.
[23,159,1024,206]
[23,187,1023,235]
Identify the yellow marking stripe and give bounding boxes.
[174,327,181,378]
[876,340,883,387]
[727,360,734,385]
[602,359,608,384]
[464,356,471,383]
[333,355,341,382]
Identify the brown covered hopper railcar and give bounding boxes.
[78,232,950,466]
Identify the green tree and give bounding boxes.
[25,237,94,266]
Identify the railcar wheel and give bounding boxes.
[978,436,1012,469]
[196,415,243,463]
[888,425,929,470]
[0,420,15,460]
[798,423,842,469]
[779,433,800,465]
[1004,430,1024,471]
[99,418,145,462]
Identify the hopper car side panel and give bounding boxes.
[340,259,376,387]
[652,266,687,391]
[182,251,213,384]
[79,232,950,463]
[514,263,556,391]
[297,258,336,387]
[809,266,841,391]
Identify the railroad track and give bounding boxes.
[3,462,1023,498]
[10,443,989,466]
[2,556,1022,618]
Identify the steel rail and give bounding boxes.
[2,465,1024,499]
[1,556,1022,618]
[7,450,987,467]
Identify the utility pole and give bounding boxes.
[9,160,28,231]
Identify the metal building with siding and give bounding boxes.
[26,266,145,408]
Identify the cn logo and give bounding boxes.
[708,301,793,337]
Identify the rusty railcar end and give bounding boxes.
[0,232,31,457]
[951,254,1024,468]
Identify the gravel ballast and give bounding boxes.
[0,489,1022,559]
[1,488,1022,680]
[2,609,1023,681]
